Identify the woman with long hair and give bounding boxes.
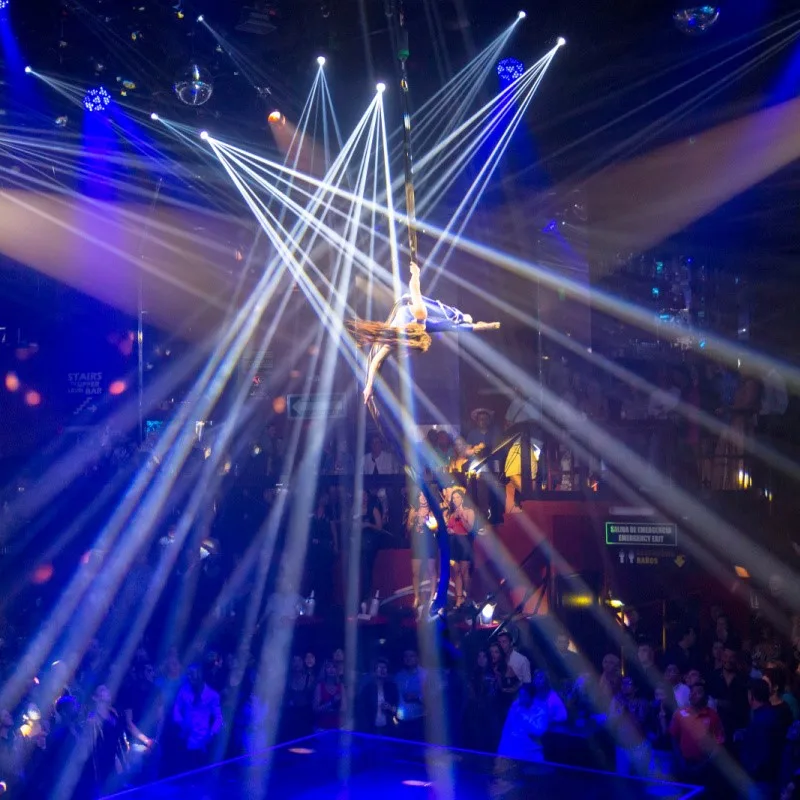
[407,490,438,612]
[348,261,500,409]
[312,660,344,731]
[446,488,475,608]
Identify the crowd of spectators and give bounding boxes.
[1,599,799,799]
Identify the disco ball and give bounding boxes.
[83,86,112,112]
[497,57,525,85]
[174,63,214,106]
[673,6,720,35]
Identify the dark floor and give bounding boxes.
[107,732,703,800]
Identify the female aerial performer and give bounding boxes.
[348,261,500,410]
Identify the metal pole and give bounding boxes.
[396,1,418,263]
[137,178,163,444]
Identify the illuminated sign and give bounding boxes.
[605,522,677,548]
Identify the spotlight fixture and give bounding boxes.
[24,66,32,75]
[0,0,8,10]
[200,130,209,141]
[150,112,159,121]
[497,57,525,85]
[517,10,527,20]
[267,109,284,124]
[556,36,566,46]
[376,81,386,93]
[83,86,112,113]
[197,14,204,22]
[479,601,496,625]
[317,55,326,67]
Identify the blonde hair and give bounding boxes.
[346,319,432,352]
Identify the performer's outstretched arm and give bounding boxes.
[364,344,392,405]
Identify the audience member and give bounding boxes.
[664,624,698,676]
[497,672,566,762]
[282,655,314,741]
[120,662,164,785]
[598,653,622,711]
[737,678,784,795]
[172,664,223,773]
[634,643,660,701]
[363,436,397,475]
[669,681,725,786]
[395,649,426,741]
[312,660,343,731]
[446,489,475,608]
[707,647,750,740]
[497,631,531,685]
[763,667,795,738]
[466,650,502,752]
[608,675,649,776]
[355,658,398,736]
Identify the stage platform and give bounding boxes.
[107,731,702,800]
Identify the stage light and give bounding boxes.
[479,602,496,625]
[608,598,624,609]
[150,112,159,121]
[376,81,386,93]
[174,63,214,106]
[200,130,209,140]
[83,86,112,112]
[267,109,283,124]
[0,0,9,10]
[517,10,527,20]
[674,5,720,35]
[24,66,32,75]
[197,14,204,22]
[556,36,566,47]
[317,55,326,67]
[497,57,525,85]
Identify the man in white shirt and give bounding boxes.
[498,630,531,684]
[363,435,398,475]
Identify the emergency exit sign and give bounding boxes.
[605,522,678,548]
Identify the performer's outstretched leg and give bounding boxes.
[364,344,391,405]
[408,261,427,324]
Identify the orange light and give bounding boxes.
[734,565,751,579]
[268,110,283,124]
[109,380,126,396]
[31,564,54,584]
[272,396,287,414]
[5,373,19,392]
[24,390,42,407]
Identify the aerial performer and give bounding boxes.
[348,260,501,410]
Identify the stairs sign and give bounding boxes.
[287,394,346,420]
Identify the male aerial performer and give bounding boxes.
[347,261,500,409]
